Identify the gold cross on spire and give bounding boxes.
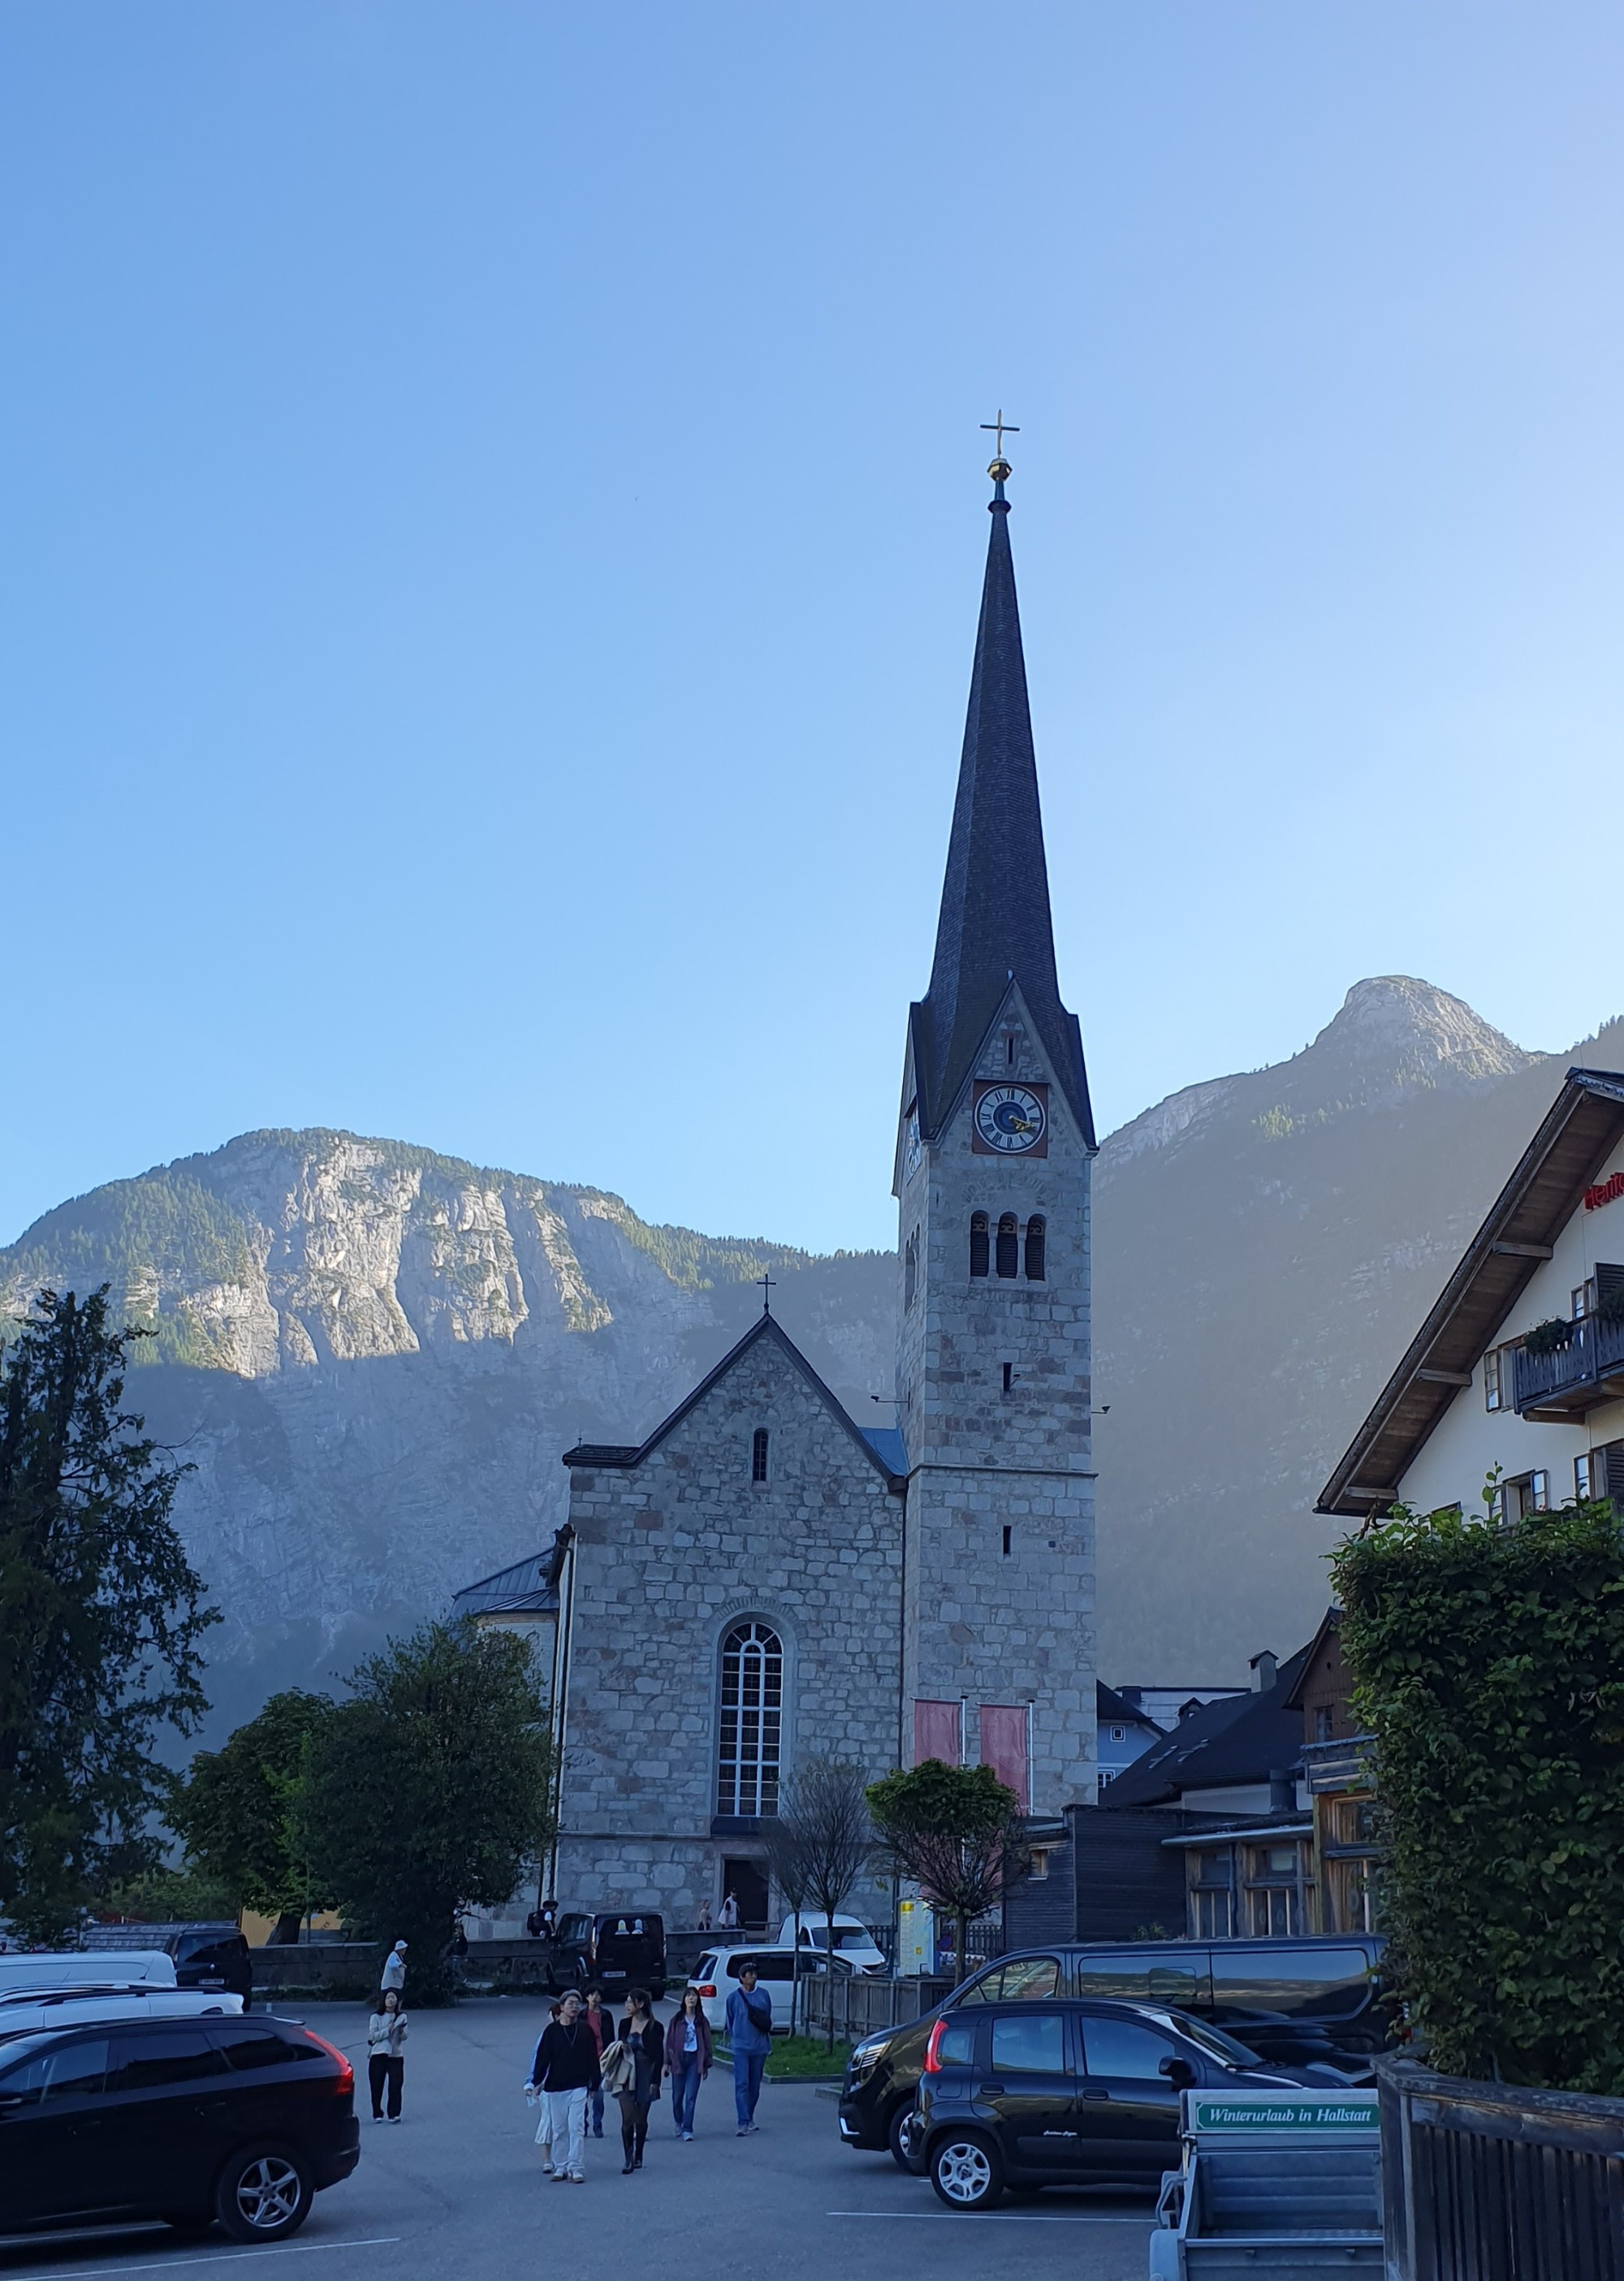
[980,409,1020,459]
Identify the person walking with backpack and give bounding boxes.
[526,1990,600,2183]
[725,1961,771,2134]
[611,1989,663,2173]
[365,1989,408,2123]
[663,1985,711,2141]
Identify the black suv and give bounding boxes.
[0,2011,359,2242]
[546,1912,667,2000]
[84,1922,254,2007]
[916,1996,1339,2210]
[839,1937,1384,2166]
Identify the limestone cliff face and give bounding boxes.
[2,980,1615,1734]
[0,1131,893,1739]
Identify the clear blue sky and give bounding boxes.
[4,2,1622,1255]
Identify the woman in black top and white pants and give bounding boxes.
[614,1990,663,2174]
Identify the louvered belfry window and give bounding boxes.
[996,1213,1019,1278]
[1024,1215,1046,1281]
[718,1622,783,1817]
[970,1212,990,1277]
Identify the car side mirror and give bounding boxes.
[1159,2055,1196,2089]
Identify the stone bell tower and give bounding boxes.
[892,442,1098,1815]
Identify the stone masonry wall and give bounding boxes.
[896,992,1098,1812]
[560,1324,905,1922]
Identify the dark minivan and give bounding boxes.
[839,1937,1384,2166]
[84,1922,254,2007]
[546,1912,667,2000]
[915,1996,1341,2210]
[0,2011,359,2242]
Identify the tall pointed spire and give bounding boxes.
[911,464,1094,1144]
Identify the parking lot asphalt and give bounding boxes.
[0,2000,1157,2281]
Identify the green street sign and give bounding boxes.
[1194,2098,1378,2132]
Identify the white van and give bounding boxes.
[777,1915,887,1974]
[0,1951,177,1992]
[0,1981,243,2040]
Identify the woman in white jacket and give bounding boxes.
[366,1988,409,2122]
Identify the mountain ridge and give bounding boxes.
[3,976,1618,1737]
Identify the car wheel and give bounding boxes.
[214,2145,313,2243]
[930,2132,1004,2211]
[888,2100,924,2173]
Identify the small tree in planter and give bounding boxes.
[764,1757,872,2046]
[866,1761,1027,1987]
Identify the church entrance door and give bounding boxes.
[722,1857,769,1932]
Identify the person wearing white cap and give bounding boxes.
[380,1939,408,1995]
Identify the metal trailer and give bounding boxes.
[1149,2088,1383,2279]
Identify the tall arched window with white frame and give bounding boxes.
[717,1622,784,1817]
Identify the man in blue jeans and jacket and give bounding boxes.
[726,1963,772,2133]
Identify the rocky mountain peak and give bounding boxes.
[1306,976,1533,1090]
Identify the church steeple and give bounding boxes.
[911,464,1094,1146]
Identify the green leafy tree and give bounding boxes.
[0,1288,217,1941]
[1333,1491,1624,2093]
[300,1620,555,2001]
[173,1691,336,1942]
[866,1760,1027,1983]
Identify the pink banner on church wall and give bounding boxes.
[978,1704,1030,1809]
[914,1699,961,1767]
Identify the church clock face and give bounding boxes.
[902,1114,923,1183]
[972,1081,1048,1156]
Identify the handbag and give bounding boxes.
[599,2038,634,2097]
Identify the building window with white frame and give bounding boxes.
[1577,1451,1595,1501]
[717,1621,783,1817]
[1484,1348,1505,1411]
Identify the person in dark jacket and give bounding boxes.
[527,1989,600,2182]
[613,1989,663,2173]
[582,1984,612,2139]
[663,1986,712,2140]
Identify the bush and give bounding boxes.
[1332,1497,1624,2092]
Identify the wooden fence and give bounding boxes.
[1379,2058,1624,2281]
[797,1972,956,2041]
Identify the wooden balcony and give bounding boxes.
[1513,1311,1624,1419]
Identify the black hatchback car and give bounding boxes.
[0,2011,359,2242]
[839,1937,1383,2166]
[915,1996,1337,2210]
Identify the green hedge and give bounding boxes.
[1332,1498,1624,2093]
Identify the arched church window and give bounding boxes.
[1024,1215,1046,1281]
[904,1231,918,1311]
[970,1213,989,1277]
[751,1428,770,1483]
[996,1213,1019,1278]
[717,1621,783,1817]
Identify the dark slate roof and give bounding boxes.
[451,1538,567,1619]
[561,1312,906,1487]
[909,490,1094,1147]
[1096,1681,1158,1729]
[1100,1644,1311,1808]
[1317,1067,1624,1515]
[861,1424,908,1473]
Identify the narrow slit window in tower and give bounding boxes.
[970,1212,989,1277]
[1002,1525,1013,1556]
[996,1213,1019,1278]
[1002,1361,1013,1393]
[1025,1215,1046,1281]
[751,1428,770,1483]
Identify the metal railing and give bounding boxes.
[1379,2057,1624,2281]
[797,1972,962,2041]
